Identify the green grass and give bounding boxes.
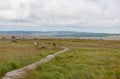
[23,39,120,79]
[0,40,61,78]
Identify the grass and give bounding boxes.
[0,40,61,78]
[22,39,120,79]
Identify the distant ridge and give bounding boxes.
[0,31,119,37]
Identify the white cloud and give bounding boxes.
[0,0,31,20]
[0,0,120,33]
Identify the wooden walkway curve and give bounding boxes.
[2,47,69,79]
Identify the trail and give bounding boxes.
[2,47,69,79]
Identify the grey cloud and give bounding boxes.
[0,0,120,33]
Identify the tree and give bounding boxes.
[11,36,15,40]
[2,37,4,40]
[53,43,56,47]
[11,36,16,42]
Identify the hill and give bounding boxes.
[0,31,119,37]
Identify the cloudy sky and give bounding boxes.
[0,0,120,33]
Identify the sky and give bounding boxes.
[0,0,120,33]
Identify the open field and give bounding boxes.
[0,39,120,79]
[22,39,120,79]
[0,40,61,78]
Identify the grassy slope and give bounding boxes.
[0,40,60,78]
[23,39,120,79]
